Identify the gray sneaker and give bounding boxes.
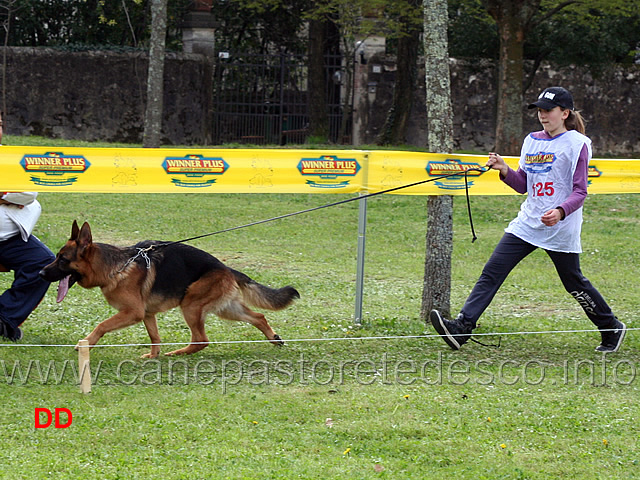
[430,310,473,350]
[595,321,626,353]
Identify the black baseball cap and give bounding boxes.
[528,86,574,110]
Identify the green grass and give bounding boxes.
[1,136,639,479]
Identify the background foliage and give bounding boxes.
[447,0,640,65]
[1,0,638,66]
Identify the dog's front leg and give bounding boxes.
[77,309,144,350]
[141,313,161,359]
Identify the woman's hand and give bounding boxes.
[541,208,563,226]
[486,152,509,177]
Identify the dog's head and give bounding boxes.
[39,220,93,302]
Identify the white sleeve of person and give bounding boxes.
[1,192,38,206]
[1,192,42,241]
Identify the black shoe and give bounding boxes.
[0,319,22,342]
[13,326,23,341]
[430,310,473,350]
[595,321,626,353]
[0,320,9,340]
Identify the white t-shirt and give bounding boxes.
[0,192,42,242]
[505,130,592,253]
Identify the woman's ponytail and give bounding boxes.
[566,110,586,134]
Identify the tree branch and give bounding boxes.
[528,0,580,31]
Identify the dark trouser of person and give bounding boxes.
[0,233,55,339]
[459,233,618,329]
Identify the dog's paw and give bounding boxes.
[141,352,159,359]
[272,334,285,346]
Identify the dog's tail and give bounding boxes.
[231,269,300,310]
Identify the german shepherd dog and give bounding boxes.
[39,221,299,358]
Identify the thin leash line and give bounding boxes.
[1,327,636,348]
[150,167,490,248]
[115,167,488,270]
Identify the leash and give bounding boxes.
[120,166,491,269]
[117,247,153,273]
[167,166,489,245]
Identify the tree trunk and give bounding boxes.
[422,195,453,318]
[307,18,329,141]
[482,0,540,155]
[376,2,420,146]
[143,0,168,148]
[421,0,454,320]
[1,1,18,121]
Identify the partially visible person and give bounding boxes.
[0,191,55,341]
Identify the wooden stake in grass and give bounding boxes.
[77,339,91,394]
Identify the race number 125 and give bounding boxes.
[532,182,554,197]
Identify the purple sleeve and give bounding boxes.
[501,167,528,194]
[558,143,589,218]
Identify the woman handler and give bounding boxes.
[430,86,626,353]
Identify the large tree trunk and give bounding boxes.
[482,0,540,155]
[1,1,14,122]
[422,195,453,318]
[421,0,454,320]
[143,0,168,148]
[376,0,421,146]
[307,18,329,141]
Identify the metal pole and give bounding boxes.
[354,193,367,325]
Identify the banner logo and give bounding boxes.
[524,151,554,173]
[587,165,602,186]
[162,155,229,188]
[426,159,484,190]
[588,165,602,178]
[297,155,360,189]
[21,152,90,187]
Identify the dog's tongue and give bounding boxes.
[56,276,70,303]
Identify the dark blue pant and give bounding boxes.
[0,233,55,332]
[460,233,617,329]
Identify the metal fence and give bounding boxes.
[212,53,349,145]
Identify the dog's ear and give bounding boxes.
[71,220,80,240]
[77,222,93,250]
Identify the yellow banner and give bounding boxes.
[2,146,639,194]
[366,151,510,195]
[366,151,640,195]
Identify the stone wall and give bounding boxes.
[362,55,640,157]
[2,47,639,156]
[3,47,213,145]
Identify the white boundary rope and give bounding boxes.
[2,327,633,394]
[1,326,636,348]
